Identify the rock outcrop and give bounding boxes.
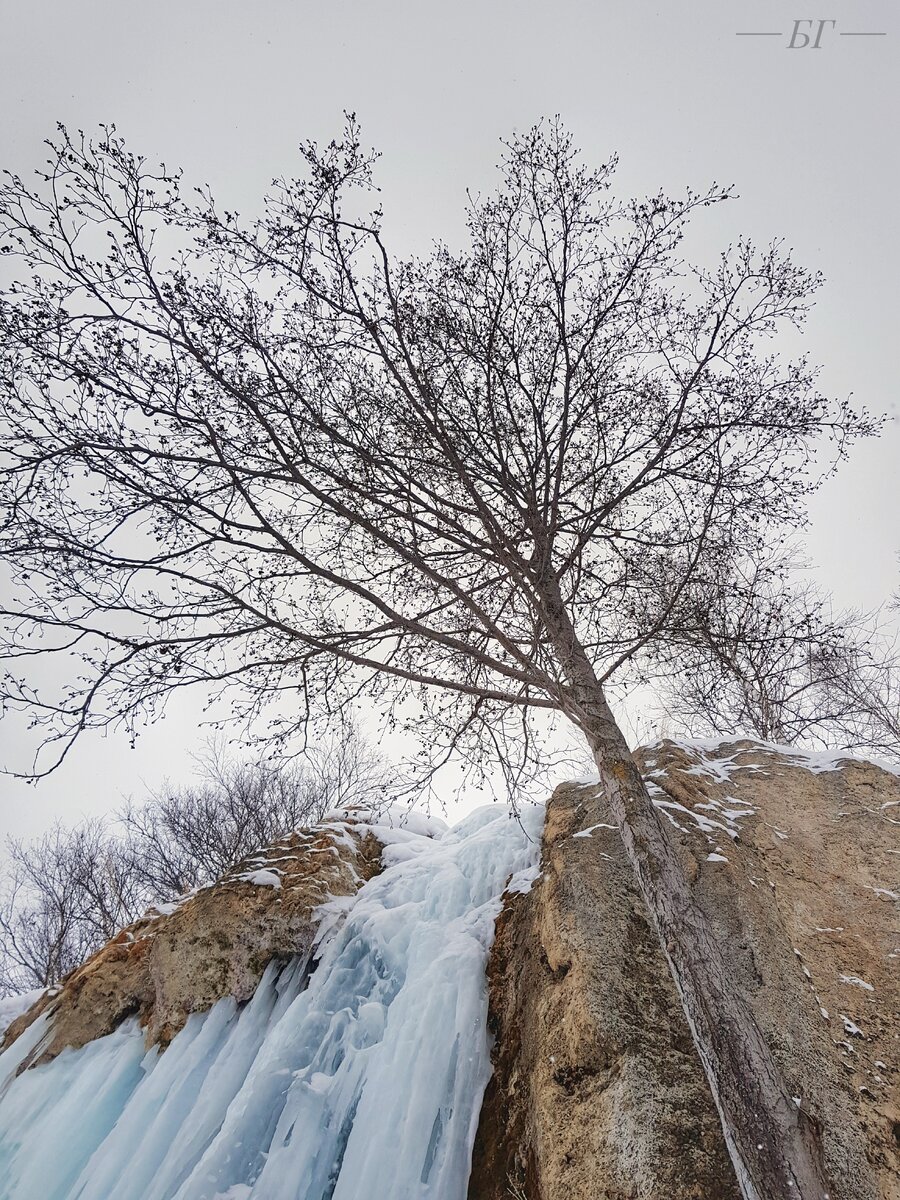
[2,741,897,1198]
[468,740,900,1200]
[1,813,384,1065]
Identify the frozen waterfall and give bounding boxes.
[0,803,544,1200]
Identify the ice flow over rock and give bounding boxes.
[0,802,544,1200]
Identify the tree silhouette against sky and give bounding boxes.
[0,119,878,1198]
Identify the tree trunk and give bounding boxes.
[543,600,832,1200]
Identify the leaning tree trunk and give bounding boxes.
[543,605,832,1200]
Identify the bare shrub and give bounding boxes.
[119,728,393,897]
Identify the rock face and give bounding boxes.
[1,814,383,1066]
[468,740,900,1200]
[2,741,897,1199]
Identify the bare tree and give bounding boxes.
[0,118,880,1197]
[120,726,393,897]
[0,820,136,992]
[659,553,900,759]
[814,639,900,760]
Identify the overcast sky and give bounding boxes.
[1,0,897,836]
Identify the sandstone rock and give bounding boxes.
[1,814,384,1066]
[469,740,900,1200]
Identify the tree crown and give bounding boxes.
[0,119,878,783]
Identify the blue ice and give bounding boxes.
[0,803,543,1200]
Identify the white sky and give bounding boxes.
[1,0,897,837]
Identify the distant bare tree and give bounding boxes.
[814,640,900,761]
[660,553,900,760]
[0,118,880,1196]
[0,820,136,992]
[120,726,393,897]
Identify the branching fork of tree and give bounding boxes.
[0,118,881,1198]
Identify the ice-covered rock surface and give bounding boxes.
[0,814,389,1062]
[0,989,45,1041]
[0,802,543,1200]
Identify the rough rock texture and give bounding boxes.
[469,740,900,1200]
[1,814,384,1066]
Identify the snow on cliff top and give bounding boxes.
[645,734,900,778]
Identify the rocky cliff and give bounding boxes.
[1,812,384,1065]
[0,803,538,1200]
[1,741,897,1200]
[468,739,899,1200]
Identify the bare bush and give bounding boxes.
[119,728,393,897]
